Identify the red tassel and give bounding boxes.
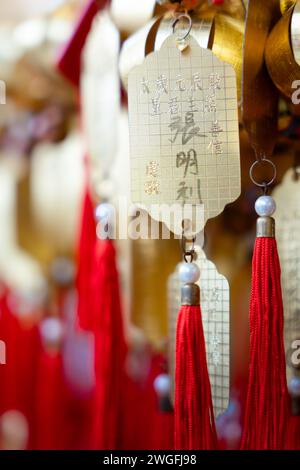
[174,304,217,450]
[76,188,96,330]
[241,237,289,449]
[91,239,127,449]
[56,0,101,88]
[286,413,300,450]
[0,294,40,449]
[34,350,66,449]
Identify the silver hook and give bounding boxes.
[172,13,192,41]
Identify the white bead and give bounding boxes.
[0,411,29,450]
[178,262,200,283]
[255,195,276,216]
[94,203,114,224]
[40,317,64,345]
[153,373,171,396]
[223,421,242,448]
[288,376,300,397]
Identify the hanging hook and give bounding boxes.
[181,233,196,263]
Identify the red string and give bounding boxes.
[241,237,289,449]
[174,305,217,450]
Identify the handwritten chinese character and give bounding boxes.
[210,334,221,348]
[208,121,223,155]
[210,287,220,302]
[188,97,199,114]
[144,180,160,195]
[191,72,203,91]
[176,181,192,202]
[141,77,150,94]
[156,74,168,94]
[212,350,221,366]
[209,73,221,90]
[204,92,217,113]
[168,97,179,115]
[210,334,221,366]
[176,149,198,178]
[176,75,186,92]
[208,139,223,155]
[151,96,161,116]
[146,161,159,178]
[169,114,205,145]
[176,179,202,203]
[210,120,223,138]
[214,141,223,155]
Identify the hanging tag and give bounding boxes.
[273,168,300,383]
[168,244,230,416]
[128,31,240,236]
[81,11,120,193]
[292,1,300,66]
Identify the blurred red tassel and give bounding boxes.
[56,0,102,88]
[34,350,67,449]
[156,411,174,450]
[121,352,174,450]
[174,305,217,450]
[241,237,289,449]
[0,294,40,449]
[91,239,127,449]
[76,188,96,330]
[286,413,300,450]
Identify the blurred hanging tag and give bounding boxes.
[128,22,240,236]
[168,244,230,416]
[243,0,280,156]
[81,10,120,191]
[292,1,300,65]
[273,167,300,383]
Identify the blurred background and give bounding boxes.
[0,0,298,450]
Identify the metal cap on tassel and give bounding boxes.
[256,216,275,238]
[179,234,200,305]
[181,283,200,306]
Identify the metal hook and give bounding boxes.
[181,233,196,263]
[172,13,192,41]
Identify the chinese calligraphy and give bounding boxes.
[169,107,206,145]
[146,161,159,178]
[144,180,159,195]
[210,334,221,366]
[208,120,223,156]
[145,161,160,196]
[139,68,224,201]
[176,149,198,178]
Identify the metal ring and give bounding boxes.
[172,13,192,41]
[249,158,277,188]
[181,234,195,263]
